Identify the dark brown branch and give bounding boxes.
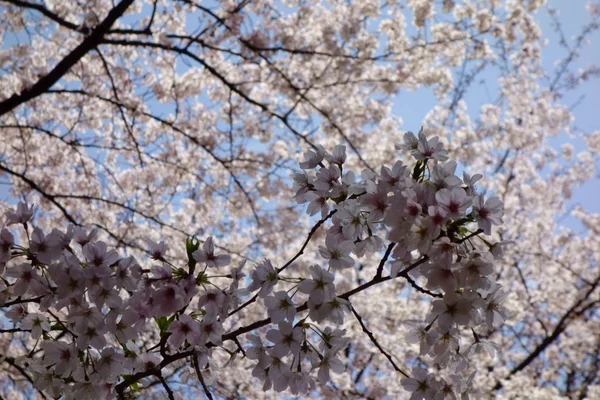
[375,243,395,278]
[492,272,600,391]
[350,304,409,378]
[114,253,431,396]
[2,356,47,399]
[229,209,337,317]
[193,353,214,400]
[0,0,135,116]
[156,373,175,400]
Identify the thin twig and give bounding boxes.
[193,353,214,400]
[350,304,409,378]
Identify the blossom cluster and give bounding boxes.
[293,130,507,398]
[0,132,507,399]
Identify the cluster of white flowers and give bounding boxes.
[293,129,507,399]
[0,132,506,399]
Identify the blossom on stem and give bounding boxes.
[192,236,231,268]
[264,291,296,323]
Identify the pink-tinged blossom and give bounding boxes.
[314,165,341,193]
[197,288,230,319]
[315,348,345,383]
[152,283,186,317]
[135,353,161,373]
[432,293,474,331]
[379,160,409,192]
[484,285,509,329]
[468,338,498,359]
[414,182,437,211]
[431,161,462,189]
[396,130,420,153]
[299,144,325,169]
[459,252,495,290]
[83,241,119,268]
[96,348,125,381]
[77,322,107,350]
[264,291,296,323]
[0,131,510,397]
[49,258,84,300]
[406,324,436,356]
[21,313,50,339]
[411,216,436,254]
[309,296,350,324]
[6,304,27,322]
[401,367,440,400]
[167,314,201,348]
[88,278,122,309]
[0,228,14,264]
[32,368,63,398]
[69,306,104,334]
[424,262,457,293]
[398,129,448,162]
[41,341,79,378]
[50,227,72,250]
[106,310,137,344]
[83,260,112,291]
[6,263,42,296]
[198,315,224,345]
[266,321,303,358]
[247,259,278,297]
[435,188,471,219]
[354,235,384,257]
[335,203,366,241]
[329,171,358,200]
[192,236,231,268]
[245,334,270,367]
[150,265,172,280]
[326,144,347,165]
[462,172,483,196]
[0,280,9,306]
[318,235,354,270]
[428,205,448,231]
[472,195,504,235]
[288,372,316,395]
[72,226,98,246]
[415,130,448,162]
[361,189,389,223]
[305,191,329,218]
[429,237,457,264]
[404,199,423,221]
[30,227,62,264]
[229,260,246,288]
[115,256,142,291]
[144,238,167,260]
[298,265,336,305]
[6,201,34,226]
[292,172,313,203]
[318,327,350,352]
[431,328,461,363]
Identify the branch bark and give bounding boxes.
[0,0,134,116]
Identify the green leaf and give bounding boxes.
[155,315,176,336]
[186,235,200,272]
[196,270,209,285]
[121,375,141,393]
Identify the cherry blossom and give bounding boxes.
[0,0,597,395]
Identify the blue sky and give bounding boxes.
[389,0,600,231]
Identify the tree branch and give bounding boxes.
[0,0,134,116]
